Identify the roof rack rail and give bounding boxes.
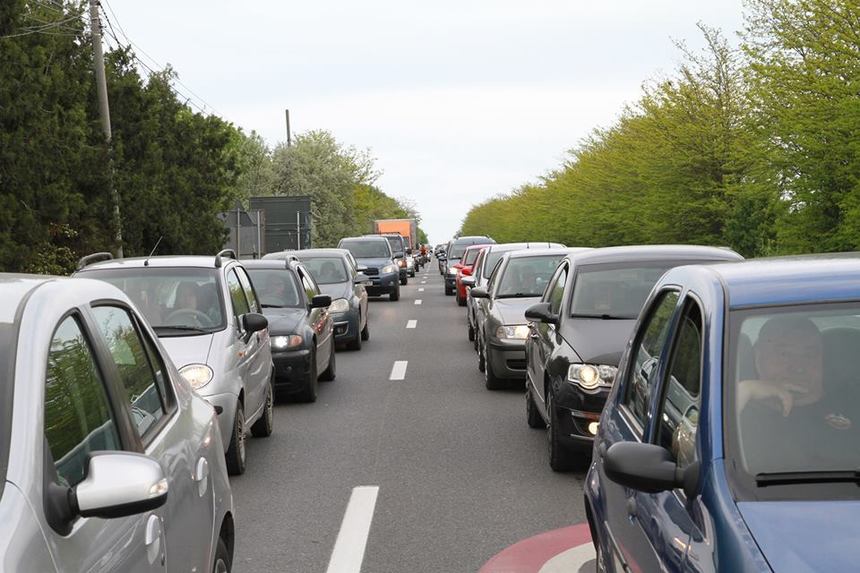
[214,249,237,268]
[77,252,114,271]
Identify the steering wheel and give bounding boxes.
[164,308,210,327]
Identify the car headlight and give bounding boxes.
[382,264,397,274]
[495,324,530,340]
[179,364,214,390]
[271,335,303,350]
[567,364,617,391]
[329,298,350,313]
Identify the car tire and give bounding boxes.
[526,389,546,429]
[347,328,362,350]
[361,319,370,341]
[320,343,336,381]
[250,380,274,438]
[484,345,503,390]
[225,401,246,476]
[547,389,575,472]
[477,336,486,372]
[457,292,466,306]
[213,536,232,573]
[445,284,453,296]
[389,286,400,301]
[295,349,318,403]
[468,321,475,342]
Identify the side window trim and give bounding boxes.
[234,265,261,314]
[225,268,251,323]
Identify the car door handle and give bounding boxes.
[145,514,165,566]
[625,497,638,518]
[194,457,210,497]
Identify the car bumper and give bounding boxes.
[332,310,360,342]
[271,347,313,392]
[200,391,239,453]
[365,272,399,295]
[487,340,528,379]
[553,386,610,449]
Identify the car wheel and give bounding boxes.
[484,345,503,390]
[389,286,400,301]
[213,536,231,573]
[361,319,370,341]
[295,349,318,403]
[347,329,362,350]
[457,292,466,306]
[250,379,274,438]
[468,321,475,342]
[445,284,453,296]
[320,342,336,381]
[477,336,486,373]
[546,389,575,472]
[225,401,246,476]
[526,388,546,429]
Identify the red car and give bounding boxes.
[455,244,491,306]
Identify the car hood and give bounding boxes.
[159,333,214,370]
[354,257,392,269]
[494,297,541,325]
[737,501,860,571]
[262,308,307,335]
[561,318,636,365]
[318,282,352,301]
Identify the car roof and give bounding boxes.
[677,254,860,309]
[453,236,493,243]
[271,248,350,258]
[340,235,387,242]
[0,275,55,323]
[566,244,742,266]
[486,242,565,252]
[79,255,233,270]
[506,247,576,259]
[241,259,301,271]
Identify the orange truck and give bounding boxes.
[373,218,417,252]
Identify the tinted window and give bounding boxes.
[495,255,565,298]
[247,269,303,308]
[385,236,404,256]
[623,291,680,430]
[340,239,391,258]
[235,267,261,313]
[463,248,482,266]
[81,268,224,332]
[226,269,250,317]
[299,257,349,284]
[657,300,702,467]
[570,263,677,319]
[45,316,121,488]
[92,306,166,437]
[450,240,487,259]
[483,249,515,279]
[547,265,568,315]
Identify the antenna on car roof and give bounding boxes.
[143,236,163,267]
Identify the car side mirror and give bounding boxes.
[354,273,371,284]
[524,302,558,325]
[461,276,476,287]
[470,286,489,299]
[75,452,168,519]
[603,442,699,497]
[242,312,268,333]
[311,294,332,309]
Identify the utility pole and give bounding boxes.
[285,108,292,146]
[89,0,124,257]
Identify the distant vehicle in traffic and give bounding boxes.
[0,275,234,572]
[267,248,371,350]
[337,235,401,301]
[585,255,860,572]
[376,233,410,285]
[374,218,417,253]
[243,259,336,403]
[442,236,496,295]
[75,250,274,475]
[454,243,492,306]
[524,245,743,471]
[470,247,572,389]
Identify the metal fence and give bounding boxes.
[219,208,265,259]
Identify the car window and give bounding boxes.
[299,268,319,302]
[246,268,303,308]
[622,290,680,431]
[235,266,261,313]
[91,306,167,438]
[570,263,678,319]
[656,299,703,467]
[495,255,565,298]
[45,316,122,488]
[547,264,568,315]
[300,257,350,284]
[340,239,391,258]
[226,269,251,318]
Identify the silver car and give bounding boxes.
[0,274,234,572]
[75,250,274,475]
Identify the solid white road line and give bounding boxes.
[414,299,423,305]
[389,361,408,380]
[325,486,380,573]
[406,320,417,329]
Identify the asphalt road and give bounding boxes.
[230,265,589,573]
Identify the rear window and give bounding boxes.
[297,257,349,284]
[385,236,405,256]
[495,255,565,298]
[570,263,676,319]
[340,239,391,258]
[246,269,304,308]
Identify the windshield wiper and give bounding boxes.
[756,470,860,487]
[153,325,208,334]
[571,313,631,320]
[497,293,539,299]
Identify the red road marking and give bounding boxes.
[479,523,592,573]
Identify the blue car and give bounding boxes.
[585,256,860,572]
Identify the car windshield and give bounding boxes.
[728,304,860,482]
[570,263,676,319]
[450,240,485,259]
[463,248,482,266]
[385,236,404,257]
[246,269,303,308]
[483,248,522,278]
[297,257,349,285]
[81,268,225,334]
[341,240,390,258]
[495,255,564,298]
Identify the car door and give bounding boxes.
[348,255,369,328]
[234,265,271,419]
[298,266,332,372]
[595,288,681,573]
[529,262,568,408]
[41,314,165,573]
[224,268,255,415]
[88,304,215,570]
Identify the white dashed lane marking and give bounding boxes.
[389,361,408,380]
[418,287,425,292]
[406,320,417,329]
[325,486,380,573]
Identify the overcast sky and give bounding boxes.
[107,0,746,243]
